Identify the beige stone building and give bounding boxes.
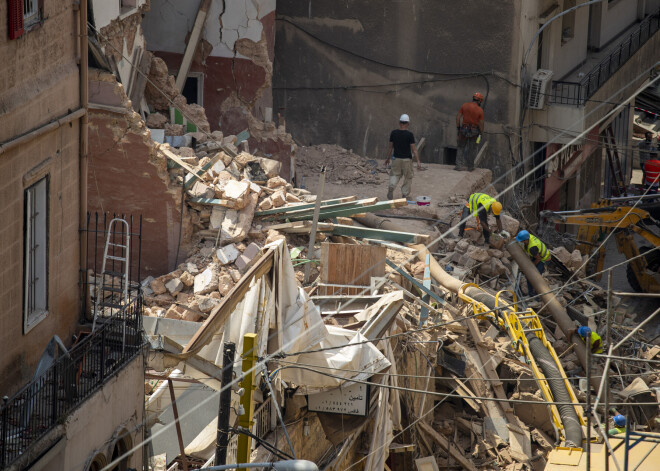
[0,1,145,469]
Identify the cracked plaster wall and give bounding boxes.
[142,0,276,131]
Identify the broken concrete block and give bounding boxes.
[176,292,192,305]
[165,278,184,295]
[200,246,215,258]
[210,206,226,230]
[489,233,505,250]
[244,242,260,259]
[444,239,457,252]
[459,255,477,269]
[165,305,183,320]
[182,309,203,322]
[180,271,194,287]
[150,278,167,295]
[487,249,503,258]
[258,197,273,210]
[490,258,509,276]
[146,112,168,129]
[265,229,286,245]
[266,176,287,189]
[185,262,199,275]
[165,123,185,136]
[234,152,256,169]
[197,295,221,313]
[235,243,261,273]
[256,157,282,178]
[189,181,215,199]
[218,273,234,296]
[270,190,286,208]
[229,269,242,283]
[466,245,490,263]
[194,266,219,295]
[209,159,226,178]
[219,193,258,244]
[455,240,470,254]
[224,180,250,201]
[217,244,240,265]
[285,193,301,203]
[499,214,520,235]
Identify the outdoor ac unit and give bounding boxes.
[528,69,554,110]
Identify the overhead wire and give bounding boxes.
[90,14,660,466]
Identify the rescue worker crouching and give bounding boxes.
[458,193,503,245]
[568,325,604,354]
[609,414,626,436]
[516,230,551,297]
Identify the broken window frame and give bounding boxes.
[23,176,49,333]
[23,0,39,28]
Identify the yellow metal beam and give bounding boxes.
[236,333,258,464]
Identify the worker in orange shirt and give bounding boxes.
[455,92,485,171]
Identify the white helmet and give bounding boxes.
[399,114,410,122]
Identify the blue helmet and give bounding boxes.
[578,326,591,338]
[613,415,626,427]
[516,230,530,242]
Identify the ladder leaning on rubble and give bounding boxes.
[92,218,130,350]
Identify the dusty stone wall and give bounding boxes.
[88,70,192,277]
[0,0,82,394]
[273,0,522,179]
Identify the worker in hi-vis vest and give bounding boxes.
[516,230,551,297]
[570,325,604,354]
[609,414,626,436]
[458,193,503,244]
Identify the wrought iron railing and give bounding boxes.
[0,297,144,468]
[548,8,660,106]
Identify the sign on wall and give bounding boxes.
[307,382,370,417]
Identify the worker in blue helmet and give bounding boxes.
[609,415,626,435]
[569,325,603,354]
[516,230,550,297]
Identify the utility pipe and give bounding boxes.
[507,241,604,393]
[79,0,89,317]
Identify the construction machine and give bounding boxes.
[540,198,660,293]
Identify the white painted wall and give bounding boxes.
[143,0,277,59]
[550,1,590,80]
[597,0,639,48]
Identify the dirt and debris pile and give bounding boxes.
[296,144,385,185]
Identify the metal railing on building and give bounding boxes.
[0,298,144,468]
[548,8,660,106]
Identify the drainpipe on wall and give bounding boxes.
[79,0,89,318]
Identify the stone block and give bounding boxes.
[194,266,219,295]
[200,246,214,258]
[185,262,199,275]
[229,269,242,282]
[224,180,250,201]
[487,249,503,258]
[165,305,183,320]
[499,214,520,235]
[455,240,470,254]
[150,278,167,295]
[270,190,286,208]
[176,292,192,304]
[466,245,490,262]
[243,242,261,260]
[258,197,273,210]
[165,278,184,295]
[490,258,509,276]
[189,181,215,199]
[217,243,240,265]
[180,271,194,287]
[267,176,287,189]
[210,206,226,230]
[197,295,221,313]
[182,309,203,322]
[218,273,234,296]
[489,233,505,250]
[235,152,256,168]
[249,182,262,195]
[285,193,301,203]
[444,239,457,251]
[209,159,226,178]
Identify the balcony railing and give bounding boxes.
[549,8,660,106]
[0,297,144,468]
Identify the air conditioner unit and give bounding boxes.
[527,69,554,110]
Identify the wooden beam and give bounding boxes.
[261,197,378,221]
[255,196,357,216]
[285,199,407,222]
[418,421,478,471]
[182,248,275,356]
[159,145,205,182]
[175,0,211,92]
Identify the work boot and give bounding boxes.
[387,189,394,200]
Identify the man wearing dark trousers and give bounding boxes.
[385,114,421,200]
[456,92,484,171]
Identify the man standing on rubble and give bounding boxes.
[385,114,422,201]
[515,230,551,297]
[455,92,485,171]
[458,192,503,245]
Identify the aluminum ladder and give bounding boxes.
[92,218,130,350]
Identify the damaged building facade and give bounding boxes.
[273,0,660,213]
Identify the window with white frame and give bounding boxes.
[23,0,39,27]
[24,177,49,332]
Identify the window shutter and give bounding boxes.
[8,0,25,40]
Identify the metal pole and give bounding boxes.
[169,379,189,471]
[216,342,236,466]
[236,334,258,464]
[263,369,297,459]
[304,166,326,284]
[605,269,612,471]
[587,343,592,471]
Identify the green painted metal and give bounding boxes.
[285,200,402,222]
[385,259,446,305]
[189,197,228,206]
[330,224,426,244]
[255,197,357,217]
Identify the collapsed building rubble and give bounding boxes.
[116,141,660,470]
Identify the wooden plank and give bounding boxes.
[418,421,478,471]
[188,197,238,208]
[320,242,386,295]
[264,221,334,233]
[159,145,205,182]
[261,197,378,221]
[255,196,357,216]
[285,199,407,222]
[175,0,211,92]
[331,224,429,244]
[184,151,225,189]
[182,248,275,356]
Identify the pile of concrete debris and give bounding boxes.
[296,144,384,185]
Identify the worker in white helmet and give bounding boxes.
[385,114,421,200]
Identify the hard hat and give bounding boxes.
[613,415,626,427]
[473,92,484,102]
[516,230,530,242]
[491,201,502,216]
[577,326,591,338]
[399,114,410,122]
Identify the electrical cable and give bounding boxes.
[229,427,294,461]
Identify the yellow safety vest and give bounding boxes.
[608,426,625,435]
[468,193,496,216]
[589,332,603,354]
[526,235,551,262]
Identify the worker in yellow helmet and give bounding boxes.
[516,230,551,297]
[458,193,503,244]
